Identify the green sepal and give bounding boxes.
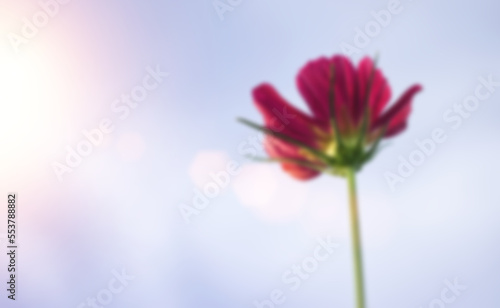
[353,54,379,162]
[237,118,332,164]
[328,64,346,156]
[358,124,387,168]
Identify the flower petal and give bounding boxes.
[296,57,331,129]
[253,83,317,147]
[264,137,321,180]
[372,84,422,137]
[296,55,359,132]
[356,57,392,126]
[331,55,358,131]
[385,121,407,137]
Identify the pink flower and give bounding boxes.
[241,55,422,180]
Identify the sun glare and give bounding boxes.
[0,44,65,178]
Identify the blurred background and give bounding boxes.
[0,0,499,307]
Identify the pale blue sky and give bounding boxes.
[0,0,499,307]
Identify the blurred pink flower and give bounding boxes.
[243,55,422,180]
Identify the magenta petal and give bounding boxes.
[297,56,362,131]
[385,121,407,137]
[253,83,317,147]
[356,57,392,126]
[264,137,320,180]
[296,57,332,129]
[372,84,422,136]
[331,55,358,127]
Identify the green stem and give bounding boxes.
[346,168,366,308]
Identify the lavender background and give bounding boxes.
[0,0,499,307]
